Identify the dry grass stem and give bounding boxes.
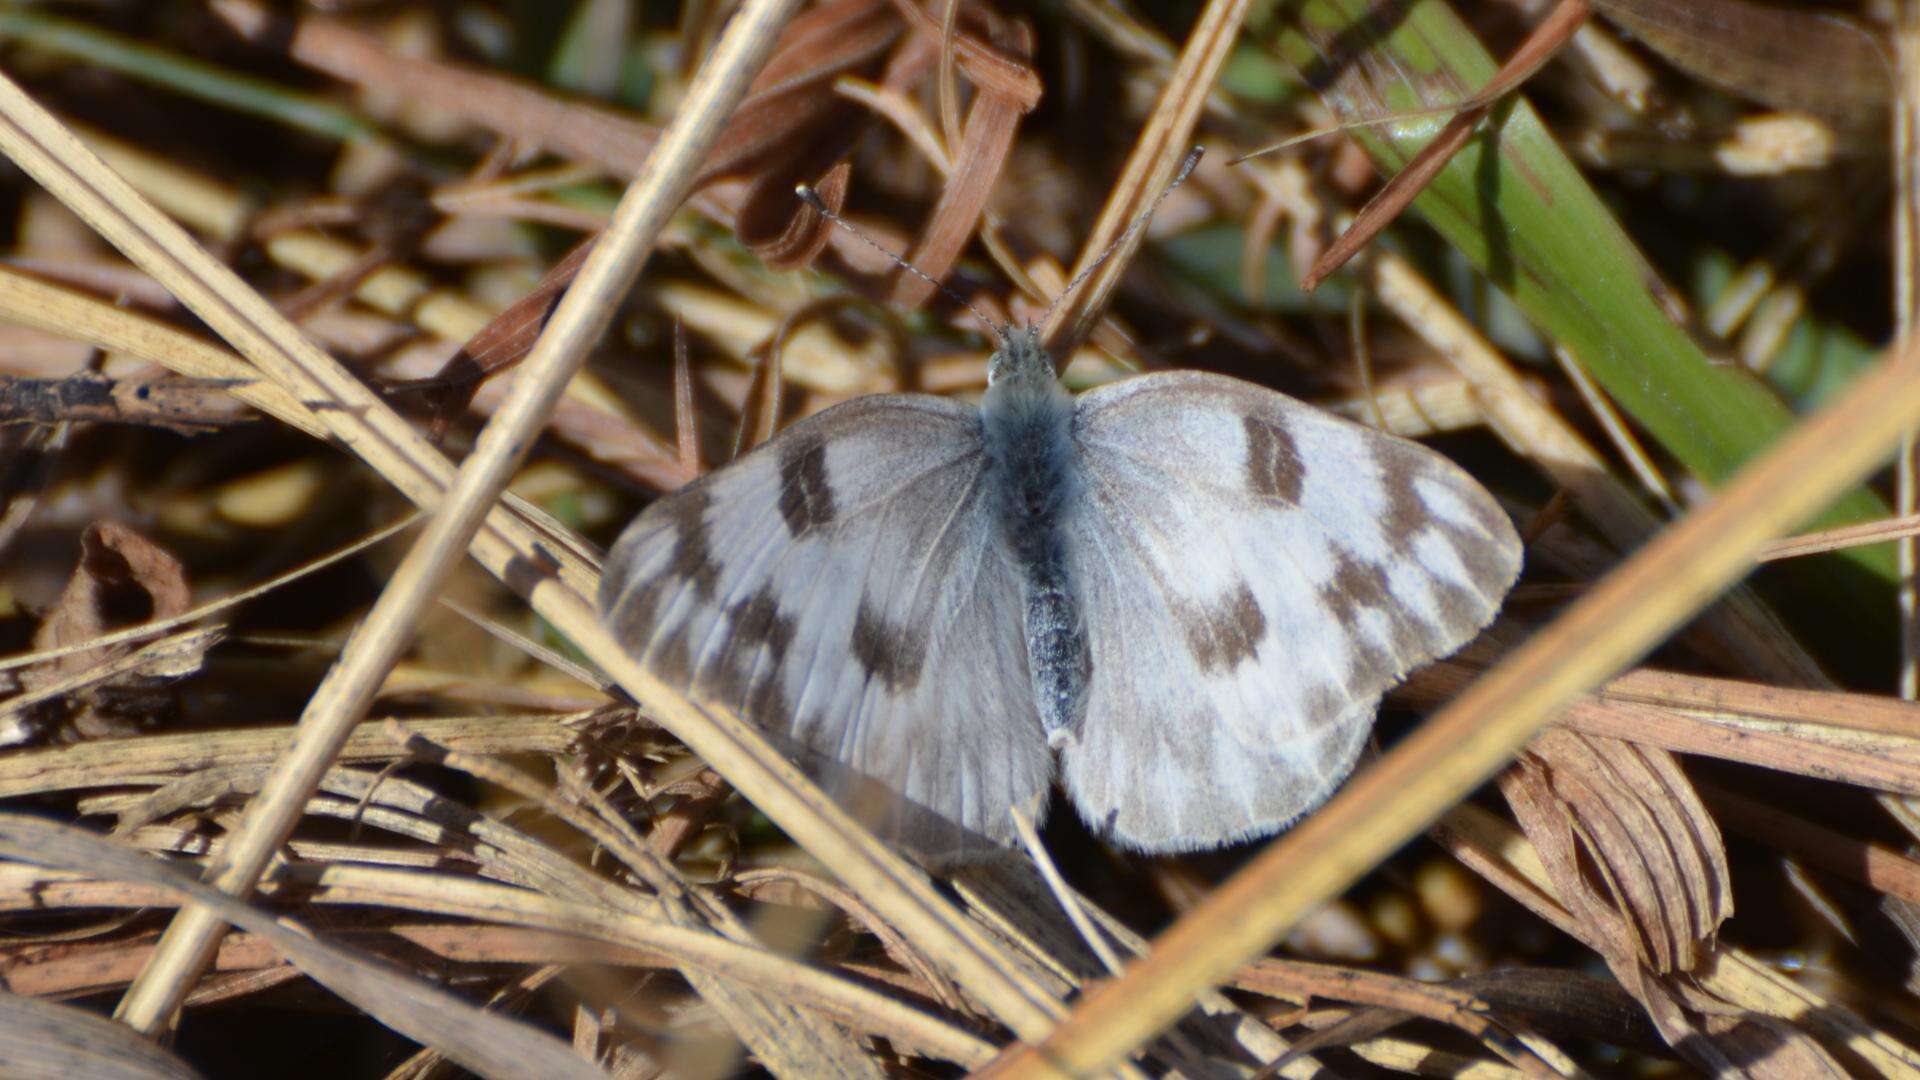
[1762,509,1920,561]
[1039,0,1249,355]
[1899,1,1920,701]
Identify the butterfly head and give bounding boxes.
[986,324,1054,387]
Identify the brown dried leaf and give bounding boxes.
[217,0,896,210]
[887,10,1036,307]
[1591,0,1889,124]
[882,0,1042,107]
[217,0,1039,307]
[1491,732,1829,1074]
[700,0,903,182]
[737,158,850,269]
[215,1,660,174]
[33,522,190,652]
[1436,806,1900,1076]
[1501,730,1731,977]
[400,237,593,431]
[17,522,204,740]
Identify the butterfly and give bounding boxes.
[598,325,1521,863]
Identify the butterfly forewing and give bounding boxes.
[1057,372,1522,852]
[599,396,1050,861]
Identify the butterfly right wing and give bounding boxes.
[598,395,1049,862]
[1057,372,1521,852]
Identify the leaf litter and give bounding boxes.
[1,0,1920,1077]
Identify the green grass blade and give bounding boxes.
[0,10,376,142]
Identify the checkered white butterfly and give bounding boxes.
[599,171,1521,863]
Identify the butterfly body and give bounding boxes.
[600,329,1521,862]
[981,330,1091,747]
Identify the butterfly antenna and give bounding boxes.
[794,184,1008,341]
[1229,102,1471,165]
[1035,145,1205,332]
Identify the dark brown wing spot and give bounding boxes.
[777,437,835,536]
[1378,454,1515,594]
[602,488,722,686]
[1316,551,1406,696]
[699,585,797,721]
[1176,581,1267,673]
[660,488,721,601]
[1319,550,1392,624]
[726,585,796,660]
[851,598,927,691]
[1243,415,1304,505]
[1380,461,1428,543]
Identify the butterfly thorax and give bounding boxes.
[981,328,1090,748]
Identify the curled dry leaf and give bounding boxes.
[1437,806,1894,1076]
[739,160,850,270]
[1502,729,1730,975]
[13,522,206,742]
[1499,729,1775,1072]
[402,237,595,432]
[698,0,906,182]
[881,4,1037,307]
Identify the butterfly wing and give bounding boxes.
[1057,371,1521,852]
[598,395,1049,862]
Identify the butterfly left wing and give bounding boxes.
[598,396,1050,862]
[1056,371,1521,852]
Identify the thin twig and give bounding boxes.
[1896,1,1920,698]
[1038,0,1250,356]
[1759,511,1920,562]
[1008,802,1124,977]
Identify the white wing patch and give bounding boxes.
[1056,371,1521,852]
[599,396,1050,862]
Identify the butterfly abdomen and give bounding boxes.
[981,353,1090,746]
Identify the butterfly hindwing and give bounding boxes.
[599,396,1050,861]
[1057,371,1522,852]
